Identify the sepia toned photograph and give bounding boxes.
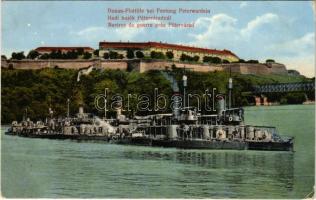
[1,1,315,199]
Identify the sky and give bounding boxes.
[2,1,315,77]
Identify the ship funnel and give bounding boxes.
[216,95,225,116]
[172,94,181,119]
[161,71,180,118]
[79,106,84,115]
[116,108,121,116]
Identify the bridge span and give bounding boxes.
[252,82,315,93]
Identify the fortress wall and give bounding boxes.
[138,60,223,73]
[3,59,288,75]
[240,64,270,75]
[7,59,95,70]
[267,63,288,75]
[222,63,269,75]
[222,63,287,75]
[100,60,128,70]
[172,62,223,73]
[6,60,48,69]
[50,60,95,69]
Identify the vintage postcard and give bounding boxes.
[1,1,315,199]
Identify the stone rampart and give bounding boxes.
[2,59,288,75]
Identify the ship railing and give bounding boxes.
[198,115,218,125]
[244,125,292,142]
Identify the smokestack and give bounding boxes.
[228,77,233,109]
[172,93,181,119]
[182,75,187,108]
[79,106,84,115]
[216,95,225,116]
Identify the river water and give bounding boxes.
[1,105,314,198]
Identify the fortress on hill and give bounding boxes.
[2,41,288,75]
[98,41,239,63]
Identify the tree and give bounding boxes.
[76,48,84,55]
[57,50,63,59]
[151,51,156,59]
[118,54,124,59]
[171,64,177,71]
[166,51,174,59]
[103,52,109,59]
[238,59,245,63]
[285,93,306,104]
[11,52,26,60]
[203,56,210,63]
[180,53,186,62]
[180,53,196,62]
[202,56,222,64]
[212,57,222,64]
[246,60,259,64]
[40,53,50,59]
[193,55,199,62]
[151,51,165,59]
[50,50,63,59]
[83,52,92,59]
[50,50,57,59]
[64,50,78,59]
[266,59,275,63]
[136,51,144,59]
[93,49,99,56]
[126,49,134,59]
[109,51,119,59]
[27,50,40,59]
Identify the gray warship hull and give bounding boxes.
[5,130,293,151]
[111,137,293,151]
[5,131,110,141]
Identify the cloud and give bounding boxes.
[266,32,315,77]
[190,13,314,77]
[279,55,315,78]
[240,13,279,37]
[191,13,279,47]
[71,25,143,43]
[240,2,248,8]
[75,26,107,41]
[72,19,167,43]
[190,14,239,48]
[268,32,314,56]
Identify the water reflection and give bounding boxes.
[1,131,296,198]
[121,148,294,197]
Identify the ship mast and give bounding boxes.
[67,98,70,118]
[182,74,187,108]
[228,66,233,109]
[104,88,107,119]
[228,77,233,109]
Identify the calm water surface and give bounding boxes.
[1,105,314,198]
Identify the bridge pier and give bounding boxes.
[255,95,270,106]
[255,96,261,106]
[263,96,269,106]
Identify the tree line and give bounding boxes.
[10,49,100,60]
[9,49,278,66]
[1,68,313,124]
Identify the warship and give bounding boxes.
[5,73,294,151]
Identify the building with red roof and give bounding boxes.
[99,41,239,62]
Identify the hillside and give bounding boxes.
[1,68,313,123]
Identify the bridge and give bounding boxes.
[252,82,315,93]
